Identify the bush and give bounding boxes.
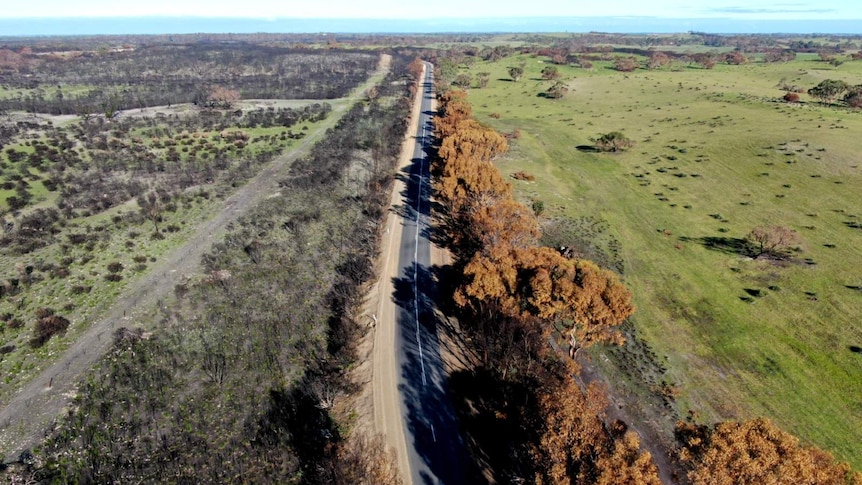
[107,262,124,273]
[594,131,635,152]
[30,314,71,348]
[35,307,55,319]
[104,274,123,282]
[511,171,536,181]
[783,92,800,103]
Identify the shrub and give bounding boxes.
[783,92,800,103]
[104,274,123,282]
[107,262,124,273]
[35,307,55,319]
[594,132,635,152]
[30,314,70,348]
[511,171,536,181]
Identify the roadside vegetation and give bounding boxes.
[432,31,862,477]
[0,47,347,405]
[0,34,426,481]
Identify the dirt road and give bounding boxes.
[0,55,391,462]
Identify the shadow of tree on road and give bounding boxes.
[391,265,482,484]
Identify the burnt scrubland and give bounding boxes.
[0,41,370,405]
[1,49,423,482]
[0,42,377,114]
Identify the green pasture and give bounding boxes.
[459,54,862,467]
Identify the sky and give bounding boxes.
[3,0,861,20]
[1,0,861,35]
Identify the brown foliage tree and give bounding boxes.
[534,379,609,485]
[783,92,800,103]
[437,159,512,224]
[678,418,861,485]
[408,57,425,81]
[467,197,540,255]
[725,51,748,65]
[206,86,241,109]
[455,246,633,353]
[595,431,662,485]
[438,118,508,166]
[745,225,802,259]
[647,51,670,69]
[691,53,717,69]
[434,90,472,139]
[613,56,638,72]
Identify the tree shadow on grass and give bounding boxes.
[679,236,752,257]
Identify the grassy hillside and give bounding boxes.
[458,53,862,467]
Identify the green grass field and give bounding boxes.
[459,54,862,466]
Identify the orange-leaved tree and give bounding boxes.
[434,90,472,139]
[534,380,609,485]
[595,431,662,485]
[455,246,633,356]
[438,118,508,166]
[677,417,862,485]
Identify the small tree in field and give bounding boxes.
[545,81,569,99]
[745,225,802,259]
[613,56,638,72]
[783,92,800,103]
[476,72,490,89]
[844,86,862,108]
[508,66,524,82]
[725,51,748,65]
[594,132,634,152]
[453,73,473,89]
[206,86,240,109]
[138,191,163,232]
[808,79,849,103]
[541,65,561,80]
[648,51,670,69]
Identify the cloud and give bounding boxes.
[709,6,836,15]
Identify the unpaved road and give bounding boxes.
[0,55,391,462]
[371,63,469,485]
